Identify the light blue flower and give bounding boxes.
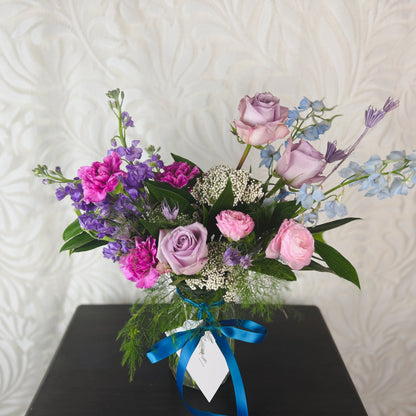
[390,177,408,196]
[296,184,325,209]
[311,100,324,111]
[302,212,319,225]
[298,97,312,110]
[259,145,281,168]
[285,109,300,127]
[301,126,319,141]
[339,161,364,178]
[324,200,348,219]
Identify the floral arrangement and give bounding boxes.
[34,89,412,415]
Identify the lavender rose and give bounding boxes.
[78,151,127,203]
[216,210,255,241]
[157,222,208,275]
[233,92,289,145]
[274,138,326,188]
[265,219,314,270]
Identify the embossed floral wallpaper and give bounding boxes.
[0,1,415,415]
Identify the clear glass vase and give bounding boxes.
[168,286,235,390]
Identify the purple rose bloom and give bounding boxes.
[233,92,289,145]
[157,222,208,275]
[275,138,326,188]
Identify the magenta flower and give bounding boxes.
[78,152,127,203]
[119,236,160,289]
[156,162,200,189]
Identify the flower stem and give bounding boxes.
[236,144,252,170]
[118,107,127,148]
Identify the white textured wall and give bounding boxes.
[1,1,415,415]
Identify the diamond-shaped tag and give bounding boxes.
[166,320,229,402]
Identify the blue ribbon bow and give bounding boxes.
[146,291,267,416]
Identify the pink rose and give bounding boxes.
[119,236,160,288]
[216,210,255,241]
[274,138,326,188]
[156,162,200,188]
[233,92,289,145]
[78,152,127,203]
[265,219,314,270]
[157,222,208,275]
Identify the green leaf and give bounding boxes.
[60,232,98,253]
[145,181,194,214]
[62,218,83,241]
[71,239,108,253]
[139,219,163,239]
[253,200,298,236]
[303,259,332,273]
[171,153,202,173]
[251,258,297,281]
[314,240,360,288]
[308,217,361,234]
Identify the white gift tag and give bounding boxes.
[166,320,229,402]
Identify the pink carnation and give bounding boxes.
[265,219,314,270]
[119,236,160,289]
[78,152,127,203]
[216,210,255,241]
[156,162,200,189]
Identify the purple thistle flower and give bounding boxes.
[365,106,385,128]
[383,97,399,113]
[325,141,347,163]
[161,199,179,221]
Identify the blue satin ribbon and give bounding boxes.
[146,292,267,416]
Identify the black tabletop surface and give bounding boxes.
[25,304,367,416]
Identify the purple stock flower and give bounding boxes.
[239,255,253,269]
[383,97,399,113]
[103,240,132,262]
[223,247,242,266]
[365,106,385,128]
[121,111,134,128]
[56,186,66,201]
[112,140,143,162]
[223,247,252,268]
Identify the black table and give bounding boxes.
[25,304,367,415]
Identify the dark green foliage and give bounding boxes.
[251,258,296,281]
[308,217,361,234]
[313,239,360,288]
[145,181,195,215]
[59,231,108,254]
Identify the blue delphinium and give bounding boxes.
[296,184,325,210]
[259,145,281,168]
[324,200,347,219]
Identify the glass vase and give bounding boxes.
[168,286,235,390]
